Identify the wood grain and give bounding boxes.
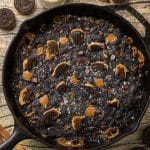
[0,0,149,150]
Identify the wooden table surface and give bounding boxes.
[0,0,150,150]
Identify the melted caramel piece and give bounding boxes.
[85,105,96,117]
[126,37,133,45]
[39,95,49,107]
[23,59,28,70]
[70,75,80,85]
[52,62,71,77]
[94,78,105,88]
[19,87,28,106]
[104,127,119,140]
[57,137,84,147]
[72,116,85,131]
[107,98,120,107]
[105,33,117,43]
[23,71,32,81]
[45,47,55,60]
[37,46,44,56]
[25,32,35,42]
[115,64,128,78]
[59,37,69,45]
[132,47,144,67]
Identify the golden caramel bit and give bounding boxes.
[70,75,80,85]
[94,78,105,88]
[47,40,59,54]
[23,59,28,70]
[57,137,84,147]
[43,108,61,117]
[52,62,71,77]
[91,61,109,70]
[19,87,28,106]
[72,116,85,131]
[85,105,96,117]
[115,64,128,78]
[126,37,133,45]
[45,47,55,60]
[25,32,35,41]
[88,42,104,51]
[107,98,120,107]
[39,95,49,107]
[37,46,44,56]
[105,33,117,43]
[59,37,69,45]
[23,71,32,81]
[104,127,119,140]
[56,81,66,91]
[132,47,144,67]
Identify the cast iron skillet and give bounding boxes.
[0,3,150,150]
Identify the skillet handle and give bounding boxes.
[0,123,29,150]
[104,4,150,50]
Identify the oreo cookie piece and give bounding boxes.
[130,147,146,150]
[142,126,150,147]
[14,0,35,15]
[0,8,16,30]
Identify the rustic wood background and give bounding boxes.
[0,0,150,150]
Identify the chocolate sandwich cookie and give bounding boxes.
[14,0,35,15]
[0,8,16,30]
[142,126,150,147]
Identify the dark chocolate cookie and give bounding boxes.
[142,126,150,147]
[0,8,16,30]
[14,0,35,15]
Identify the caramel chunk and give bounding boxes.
[105,33,117,43]
[59,37,69,45]
[45,47,55,60]
[23,71,32,81]
[85,105,96,117]
[104,127,119,140]
[19,87,28,106]
[23,58,28,70]
[57,137,84,147]
[115,64,128,78]
[37,46,44,56]
[94,78,105,88]
[52,62,71,77]
[132,47,144,67]
[39,95,49,107]
[126,37,133,45]
[25,32,35,43]
[70,75,80,85]
[107,98,120,107]
[72,116,85,131]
